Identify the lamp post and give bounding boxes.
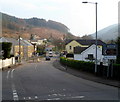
[18,35,21,63]
[82,1,98,74]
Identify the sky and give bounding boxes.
[0,0,119,37]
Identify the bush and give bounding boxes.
[113,64,120,79]
[1,42,12,59]
[60,57,94,73]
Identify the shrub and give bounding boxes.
[60,57,94,73]
[113,64,120,79]
[1,42,12,59]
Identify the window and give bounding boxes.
[88,54,94,60]
[69,46,72,50]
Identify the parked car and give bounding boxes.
[49,51,53,57]
[45,56,50,61]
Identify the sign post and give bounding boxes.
[103,44,117,78]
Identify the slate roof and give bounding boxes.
[74,46,88,54]
[0,37,33,46]
[20,40,33,46]
[0,37,9,42]
[0,37,19,46]
[65,39,106,46]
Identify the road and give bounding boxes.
[2,57,119,101]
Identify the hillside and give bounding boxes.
[90,24,118,42]
[1,12,76,40]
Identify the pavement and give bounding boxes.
[53,59,120,88]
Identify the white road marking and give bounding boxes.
[6,70,10,79]
[10,69,19,101]
[35,96,38,99]
[12,89,19,101]
[50,98,60,100]
[71,96,85,99]
[58,94,66,97]
[11,69,15,78]
[63,89,66,91]
[52,94,57,96]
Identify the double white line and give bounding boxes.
[6,69,19,101]
[6,69,15,79]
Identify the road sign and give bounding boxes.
[106,49,117,55]
[103,44,117,56]
[104,56,117,60]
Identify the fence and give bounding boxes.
[0,57,15,69]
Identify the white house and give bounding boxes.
[74,44,104,63]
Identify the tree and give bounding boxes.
[1,42,12,59]
[116,37,120,64]
[37,45,45,55]
[52,39,65,51]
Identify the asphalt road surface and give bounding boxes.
[2,58,119,101]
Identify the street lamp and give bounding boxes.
[82,1,98,74]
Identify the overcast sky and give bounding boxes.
[0,0,119,37]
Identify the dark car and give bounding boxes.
[45,56,50,61]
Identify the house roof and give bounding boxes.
[74,44,102,54]
[21,40,33,46]
[0,37,19,46]
[0,37,10,42]
[65,39,106,46]
[74,46,88,54]
[0,37,33,46]
[46,45,55,48]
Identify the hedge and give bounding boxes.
[60,57,94,73]
[60,57,120,80]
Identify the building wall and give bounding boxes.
[13,45,24,57]
[66,40,88,53]
[28,46,34,57]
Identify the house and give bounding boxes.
[74,44,104,63]
[30,38,47,52]
[0,37,24,57]
[65,39,106,54]
[0,37,34,60]
[20,39,34,60]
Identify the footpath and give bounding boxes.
[53,59,120,88]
